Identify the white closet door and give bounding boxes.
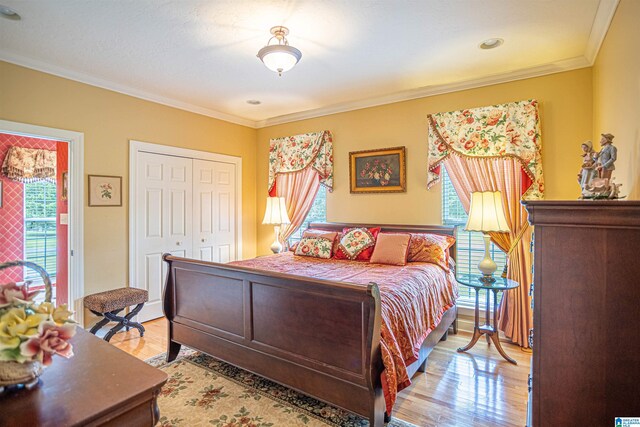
[193,159,237,263]
[135,152,192,322]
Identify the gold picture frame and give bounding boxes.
[88,175,122,207]
[349,146,406,193]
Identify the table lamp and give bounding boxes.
[262,197,291,253]
[465,191,510,283]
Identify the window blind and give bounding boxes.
[24,180,57,282]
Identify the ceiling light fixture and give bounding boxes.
[479,38,504,50]
[246,99,261,105]
[257,26,302,76]
[0,5,20,20]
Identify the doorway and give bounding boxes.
[0,120,84,324]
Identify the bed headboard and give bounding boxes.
[307,222,457,262]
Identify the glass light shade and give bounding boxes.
[262,197,291,225]
[465,191,510,232]
[257,45,302,74]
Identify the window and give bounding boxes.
[288,185,327,244]
[24,180,57,283]
[442,168,507,305]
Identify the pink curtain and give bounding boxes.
[275,167,321,242]
[445,155,533,348]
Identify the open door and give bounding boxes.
[0,133,69,306]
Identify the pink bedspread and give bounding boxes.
[230,252,458,413]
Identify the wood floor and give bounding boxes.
[112,318,530,427]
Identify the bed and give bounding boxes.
[162,223,458,426]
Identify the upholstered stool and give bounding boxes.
[84,288,148,342]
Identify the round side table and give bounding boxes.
[456,275,520,365]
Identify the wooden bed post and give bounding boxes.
[162,254,182,362]
[166,336,181,362]
[370,388,385,427]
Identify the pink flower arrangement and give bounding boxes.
[20,322,76,366]
[0,282,75,365]
[0,282,40,308]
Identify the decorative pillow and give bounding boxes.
[289,230,337,254]
[302,229,338,256]
[407,233,456,270]
[303,229,338,241]
[334,227,381,261]
[294,236,334,259]
[370,233,411,266]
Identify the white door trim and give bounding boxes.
[128,140,243,293]
[0,119,85,325]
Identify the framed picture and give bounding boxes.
[88,175,122,207]
[349,146,406,193]
[61,171,69,201]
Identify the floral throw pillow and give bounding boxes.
[407,233,456,270]
[303,229,339,256]
[294,236,334,259]
[334,227,381,261]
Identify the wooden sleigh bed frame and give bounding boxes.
[162,223,458,426]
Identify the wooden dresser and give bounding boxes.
[524,201,640,426]
[0,329,167,426]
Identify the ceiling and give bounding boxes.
[0,0,619,128]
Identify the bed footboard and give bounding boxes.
[162,254,385,426]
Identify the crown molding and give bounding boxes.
[1,0,618,130]
[0,51,257,129]
[584,0,620,64]
[256,56,592,128]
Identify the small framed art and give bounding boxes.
[88,175,122,207]
[349,146,406,193]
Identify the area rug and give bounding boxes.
[147,350,417,427]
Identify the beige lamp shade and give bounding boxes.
[262,197,291,225]
[465,191,510,233]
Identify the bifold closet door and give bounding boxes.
[135,152,193,322]
[193,159,237,263]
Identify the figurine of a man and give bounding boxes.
[596,133,617,180]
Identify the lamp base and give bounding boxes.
[477,233,498,283]
[478,275,497,284]
[270,225,283,254]
[270,241,283,254]
[478,233,498,276]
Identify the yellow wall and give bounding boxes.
[593,0,640,199]
[256,69,593,255]
[0,58,603,284]
[0,61,258,301]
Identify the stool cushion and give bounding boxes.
[84,288,148,313]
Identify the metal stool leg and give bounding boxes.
[87,303,147,342]
[123,303,146,337]
[89,310,110,335]
[102,309,126,342]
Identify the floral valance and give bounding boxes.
[1,146,57,183]
[268,130,333,195]
[427,99,544,199]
